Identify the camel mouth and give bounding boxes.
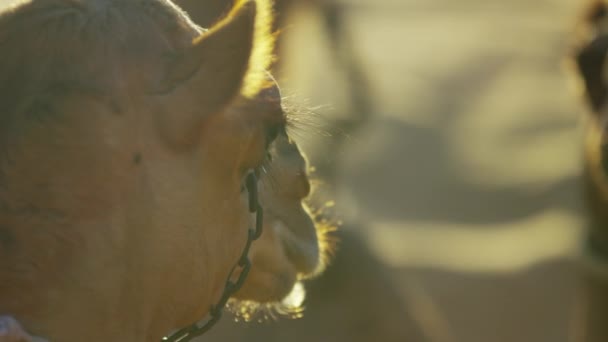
[227,200,337,321]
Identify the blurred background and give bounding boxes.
[0,0,588,340]
[197,0,588,341]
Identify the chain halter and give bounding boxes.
[162,171,263,342]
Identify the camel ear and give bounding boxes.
[160,0,256,112]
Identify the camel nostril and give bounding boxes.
[299,175,311,198]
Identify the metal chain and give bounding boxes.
[162,172,263,342]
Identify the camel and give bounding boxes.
[0,0,330,340]
[571,1,608,340]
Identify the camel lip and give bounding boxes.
[280,281,306,309]
[273,220,320,276]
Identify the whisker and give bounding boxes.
[226,298,305,323]
[281,96,338,141]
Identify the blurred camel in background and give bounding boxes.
[572,1,608,341]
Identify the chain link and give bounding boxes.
[162,172,263,342]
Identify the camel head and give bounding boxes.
[0,0,329,340]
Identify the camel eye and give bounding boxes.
[265,124,280,147]
[250,122,282,173]
[265,120,286,148]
